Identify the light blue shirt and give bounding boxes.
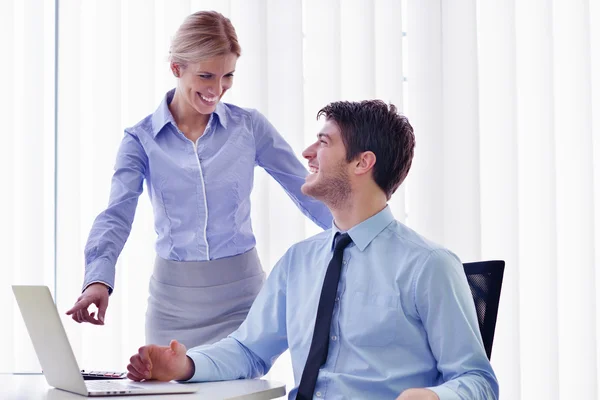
[83,89,332,291]
[186,206,499,400]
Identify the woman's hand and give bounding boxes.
[65,283,110,325]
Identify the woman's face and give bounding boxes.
[172,53,238,115]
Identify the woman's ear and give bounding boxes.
[170,62,180,78]
[354,151,376,176]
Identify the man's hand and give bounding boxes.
[65,283,109,325]
[127,340,195,382]
[396,388,440,400]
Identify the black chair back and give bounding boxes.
[463,260,505,360]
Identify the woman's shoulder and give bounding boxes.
[125,90,174,137]
[220,102,267,125]
[123,113,155,138]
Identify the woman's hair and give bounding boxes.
[169,11,241,65]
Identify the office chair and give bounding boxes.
[463,260,505,360]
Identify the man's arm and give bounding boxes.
[184,251,290,382]
[412,249,499,400]
[396,388,440,400]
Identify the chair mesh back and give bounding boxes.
[466,273,491,340]
[463,260,505,360]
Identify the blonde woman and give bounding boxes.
[66,11,331,348]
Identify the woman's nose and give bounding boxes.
[207,86,221,96]
[206,81,223,96]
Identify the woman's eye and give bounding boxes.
[199,74,212,79]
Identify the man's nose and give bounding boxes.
[302,143,317,159]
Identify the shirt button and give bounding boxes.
[335,296,340,302]
[316,392,322,397]
[331,335,337,341]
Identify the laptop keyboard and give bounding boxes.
[81,370,127,380]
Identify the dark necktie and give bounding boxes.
[296,233,353,400]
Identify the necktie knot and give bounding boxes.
[334,233,352,252]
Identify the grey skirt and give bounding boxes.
[145,248,265,349]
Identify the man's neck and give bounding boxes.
[329,191,387,231]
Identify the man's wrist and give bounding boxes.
[397,388,440,400]
[179,356,196,381]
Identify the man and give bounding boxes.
[126,100,499,400]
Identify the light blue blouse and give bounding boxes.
[83,89,332,291]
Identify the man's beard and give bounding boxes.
[302,161,351,208]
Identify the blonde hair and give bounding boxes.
[169,11,241,65]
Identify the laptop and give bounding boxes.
[12,285,198,397]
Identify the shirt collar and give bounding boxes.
[151,89,229,137]
[329,205,394,252]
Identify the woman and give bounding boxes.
[66,11,331,348]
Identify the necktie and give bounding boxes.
[296,233,353,400]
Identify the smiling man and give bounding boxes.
[126,100,499,400]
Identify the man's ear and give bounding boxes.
[354,151,376,176]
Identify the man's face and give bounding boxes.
[301,119,352,207]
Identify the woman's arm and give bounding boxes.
[252,110,332,229]
[83,131,148,293]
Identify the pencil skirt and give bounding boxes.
[145,248,265,348]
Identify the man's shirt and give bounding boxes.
[186,206,499,400]
[83,89,331,291]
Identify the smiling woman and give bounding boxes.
[168,53,238,142]
[167,12,240,141]
[65,10,332,351]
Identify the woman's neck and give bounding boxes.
[169,89,210,130]
[169,89,211,141]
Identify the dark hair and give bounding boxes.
[317,100,415,199]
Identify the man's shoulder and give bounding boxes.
[272,230,331,273]
[382,220,462,266]
[289,230,331,251]
[277,230,330,260]
[385,221,462,280]
[384,220,446,253]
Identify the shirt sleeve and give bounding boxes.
[251,110,332,230]
[413,249,500,400]
[185,249,290,382]
[82,131,147,293]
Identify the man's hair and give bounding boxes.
[317,100,415,199]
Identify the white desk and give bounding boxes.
[0,374,286,400]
